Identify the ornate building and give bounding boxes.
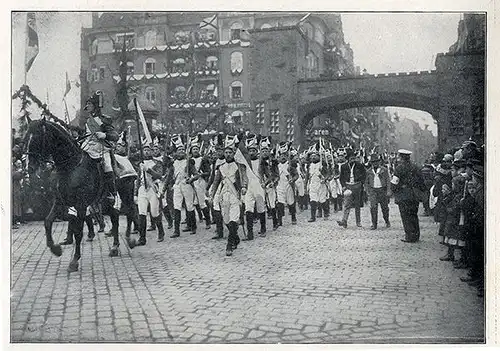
[80,12,358,145]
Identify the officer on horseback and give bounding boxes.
[80,91,119,201]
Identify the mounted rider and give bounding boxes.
[80,91,120,202]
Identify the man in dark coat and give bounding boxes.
[337,149,367,228]
[365,153,392,230]
[391,149,426,243]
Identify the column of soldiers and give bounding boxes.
[105,132,403,256]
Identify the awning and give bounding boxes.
[173,58,186,65]
[206,56,218,62]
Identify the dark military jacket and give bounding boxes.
[391,161,425,204]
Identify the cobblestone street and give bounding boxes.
[10,203,484,344]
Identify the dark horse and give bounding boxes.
[25,118,120,272]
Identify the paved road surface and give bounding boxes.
[10,203,484,343]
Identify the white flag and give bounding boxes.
[134,98,152,146]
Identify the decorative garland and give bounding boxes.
[12,85,71,131]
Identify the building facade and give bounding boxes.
[80,12,356,145]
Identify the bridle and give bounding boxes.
[25,121,82,172]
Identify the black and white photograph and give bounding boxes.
[6,4,493,346]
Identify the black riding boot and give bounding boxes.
[189,211,197,234]
[195,204,204,223]
[270,208,279,230]
[212,211,224,239]
[277,203,284,226]
[323,201,330,220]
[226,221,240,256]
[202,207,211,229]
[137,215,147,246]
[289,203,297,224]
[171,209,181,238]
[154,216,165,242]
[103,171,117,201]
[317,204,323,218]
[243,212,254,241]
[259,212,267,236]
[163,207,173,229]
[147,211,156,231]
[308,201,317,222]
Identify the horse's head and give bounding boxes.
[24,118,51,176]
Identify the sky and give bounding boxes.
[11,12,461,136]
[342,13,461,135]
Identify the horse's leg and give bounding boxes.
[45,200,62,257]
[68,207,85,272]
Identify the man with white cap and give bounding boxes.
[391,149,426,243]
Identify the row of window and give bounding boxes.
[89,51,242,78]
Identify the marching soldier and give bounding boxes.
[276,142,299,226]
[135,144,165,245]
[390,149,426,243]
[190,134,212,230]
[167,135,198,238]
[259,137,279,231]
[112,131,139,240]
[210,135,248,256]
[206,133,226,239]
[240,134,267,240]
[306,143,329,222]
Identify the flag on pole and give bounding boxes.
[199,14,218,30]
[298,13,311,23]
[135,98,153,146]
[63,98,70,124]
[63,71,71,98]
[25,12,39,72]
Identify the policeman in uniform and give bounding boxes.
[391,149,426,243]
